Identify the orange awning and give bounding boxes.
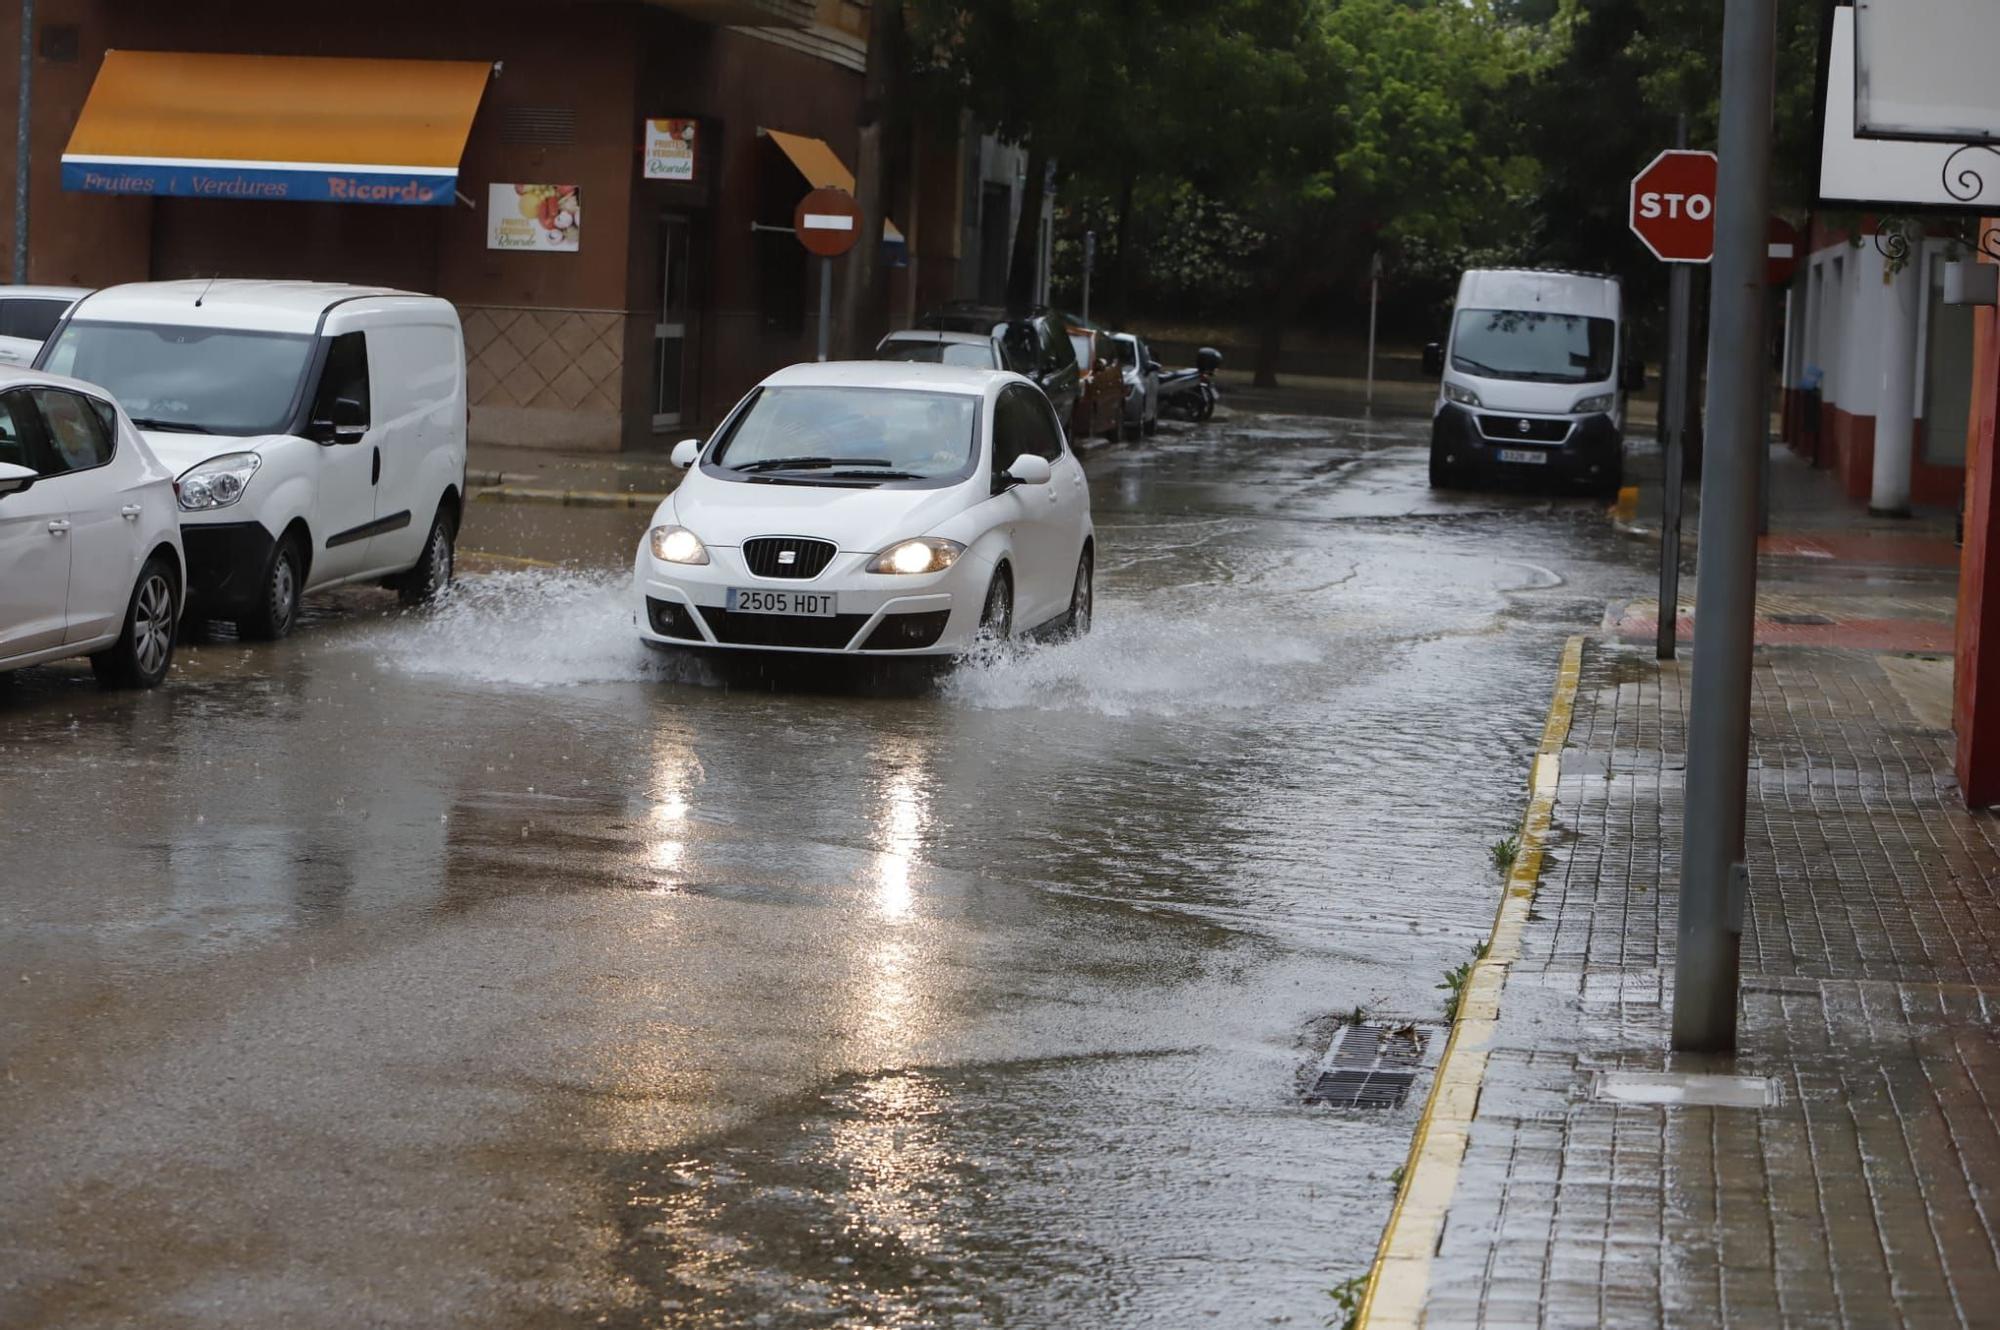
[762,128,904,245]
[62,51,492,206]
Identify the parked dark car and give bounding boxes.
[916,303,1082,432]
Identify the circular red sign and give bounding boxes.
[1766,216,1800,287]
[792,187,861,258]
[1629,149,1719,263]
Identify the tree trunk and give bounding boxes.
[839,0,903,356]
[1005,140,1048,314]
[1110,169,1134,325]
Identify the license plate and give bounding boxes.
[1496,448,1548,465]
[727,588,836,617]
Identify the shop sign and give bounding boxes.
[487,184,581,252]
[644,119,698,182]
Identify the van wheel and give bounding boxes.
[91,555,178,689]
[1429,447,1455,490]
[396,506,456,605]
[236,535,303,641]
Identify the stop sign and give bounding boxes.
[1629,149,1719,263]
[792,187,860,258]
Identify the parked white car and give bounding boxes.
[634,361,1094,657]
[0,367,183,687]
[38,281,467,639]
[0,286,90,368]
[874,329,1004,370]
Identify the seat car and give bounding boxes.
[915,304,1082,431]
[1066,325,1124,443]
[874,329,1002,369]
[0,286,90,367]
[635,361,1094,658]
[1109,331,1160,439]
[1423,268,1642,498]
[0,367,183,687]
[38,281,467,639]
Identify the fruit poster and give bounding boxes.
[487,184,581,252]
[644,120,698,182]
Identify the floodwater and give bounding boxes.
[0,406,1650,1328]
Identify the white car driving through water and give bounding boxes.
[635,361,1094,658]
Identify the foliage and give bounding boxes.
[1439,941,1490,1024]
[1490,834,1521,873]
[1327,1273,1369,1329]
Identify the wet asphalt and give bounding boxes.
[0,404,1653,1328]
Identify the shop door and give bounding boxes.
[653,217,695,432]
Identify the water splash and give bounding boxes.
[362,569,667,688]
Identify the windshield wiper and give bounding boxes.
[732,456,896,473]
[825,469,924,481]
[128,417,211,434]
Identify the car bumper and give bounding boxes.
[632,544,993,657]
[181,520,276,616]
[1430,403,1622,487]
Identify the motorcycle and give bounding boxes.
[1158,346,1221,422]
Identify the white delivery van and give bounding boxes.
[38,281,466,638]
[1422,269,1640,498]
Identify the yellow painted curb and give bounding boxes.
[472,485,669,508]
[1609,485,1639,524]
[459,549,560,570]
[1354,634,1583,1329]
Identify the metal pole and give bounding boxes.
[1672,0,1776,1054]
[1365,252,1381,409]
[1659,261,1691,661]
[1082,230,1094,324]
[13,0,32,284]
[817,256,832,362]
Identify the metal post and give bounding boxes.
[1659,261,1691,660]
[817,256,832,362]
[1365,252,1381,409]
[13,0,33,284]
[1672,0,1777,1054]
[1081,230,1095,324]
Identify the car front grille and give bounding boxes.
[742,536,838,579]
[698,607,870,649]
[1476,414,1571,444]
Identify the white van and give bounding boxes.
[38,281,466,638]
[1422,269,1640,497]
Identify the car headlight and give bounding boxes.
[177,452,262,511]
[1443,382,1482,408]
[648,524,710,565]
[1572,392,1616,414]
[866,537,964,575]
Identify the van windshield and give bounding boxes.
[40,321,314,436]
[1450,309,1615,385]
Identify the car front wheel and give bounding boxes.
[975,568,1012,648]
[1068,551,1093,638]
[92,554,178,689]
[236,534,303,641]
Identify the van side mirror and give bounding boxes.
[1621,359,1646,392]
[1422,342,1445,376]
[671,438,701,469]
[309,396,367,445]
[0,461,35,498]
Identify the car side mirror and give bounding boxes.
[1422,342,1445,375]
[1148,360,1164,374]
[0,461,35,498]
[1006,455,1053,487]
[671,438,701,469]
[1621,359,1646,392]
[309,396,367,445]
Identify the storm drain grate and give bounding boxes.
[1305,1022,1431,1109]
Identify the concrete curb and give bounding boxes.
[1355,635,1584,1329]
[471,485,669,508]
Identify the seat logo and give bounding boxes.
[778,550,797,565]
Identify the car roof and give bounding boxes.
[0,364,122,397]
[879,329,992,347]
[0,285,92,301]
[1456,268,1621,319]
[760,360,1019,396]
[66,279,448,334]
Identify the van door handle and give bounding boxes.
[121,504,143,519]
[47,519,69,534]
[371,446,381,485]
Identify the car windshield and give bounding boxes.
[40,321,314,435]
[708,386,981,485]
[1450,309,1615,385]
[878,339,995,369]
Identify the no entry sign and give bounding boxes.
[1629,149,1718,263]
[793,187,860,258]
[1767,216,1800,287]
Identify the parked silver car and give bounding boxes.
[1111,332,1160,439]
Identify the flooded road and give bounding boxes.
[0,407,1650,1328]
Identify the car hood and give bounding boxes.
[139,430,280,477]
[674,471,977,549]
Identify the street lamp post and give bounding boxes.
[1672,0,1778,1053]
[13,0,32,284]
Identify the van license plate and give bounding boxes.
[728,588,836,617]
[1496,448,1548,465]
